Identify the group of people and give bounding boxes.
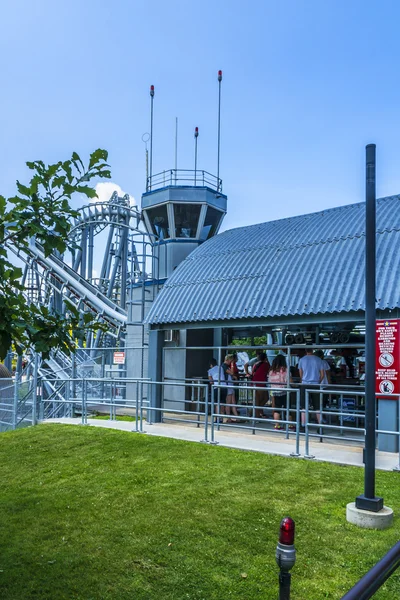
[207,347,332,429]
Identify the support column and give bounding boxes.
[148,329,164,423]
[213,328,223,365]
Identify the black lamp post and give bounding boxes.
[355,144,383,512]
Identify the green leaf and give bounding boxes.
[47,162,61,178]
[29,175,41,195]
[0,331,12,360]
[9,267,23,281]
[16,181,31,196]
[52,176,66,188]
[97,170,111,179]
[63,183,76,196]
[71,152,84,174]
[62,160,73,183]
[76,186,97,199]
[89,148,108,169]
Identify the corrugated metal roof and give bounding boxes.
[146,196,400,325]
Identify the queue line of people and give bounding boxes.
[208,349,331,429]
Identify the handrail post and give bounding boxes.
[134,380,139,432]
[395,397,400,471]
[140,381,145,430]
[32,353,39,426]
[12,373,19,430]
[203,384,209,443]
[210,384,217,444]
[39,377,44,420]
[290,389,301,457]
[304,390,315,459]
[81,378,85,425]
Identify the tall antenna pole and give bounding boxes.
[149,85,155,190]
[175,117,178,184]
[194,127,199,185]
[142,133,150,190]
[217,69,222,191]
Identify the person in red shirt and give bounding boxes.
[251,352,270,418]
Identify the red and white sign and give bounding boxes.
[375,319,400,397]
[113,351,125,365]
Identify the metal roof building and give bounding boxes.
[146,195,400,329]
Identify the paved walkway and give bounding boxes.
[43,417,400,472]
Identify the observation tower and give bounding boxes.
[142,169,227,279]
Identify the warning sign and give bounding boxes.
[113,351,125,365]
[375,320,400,397]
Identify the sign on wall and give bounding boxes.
[113,351,125,365]
[375,319,400,396]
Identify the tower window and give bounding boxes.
[173,204,201,238]
[146,205,170,239]
[200,206,223,241]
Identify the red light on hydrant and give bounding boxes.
[150,85,155,97]
[279,517,295,546]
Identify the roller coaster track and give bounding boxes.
[6,192,153,377]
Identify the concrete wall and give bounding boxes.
[155,241,200,280]
[125,283,159,402]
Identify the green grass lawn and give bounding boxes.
[91,414,137,422]
[0,424,399,600]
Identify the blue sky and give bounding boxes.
[1,0,400,231]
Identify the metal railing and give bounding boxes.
[301,388,400,462]
[146,169,222,192]
[0,378,15,431]
[5,375,400,468]
[210,383,302,456]
[0,377,37,431]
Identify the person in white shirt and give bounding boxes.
[208,359,224,385]
[314,350,331,385]
[298,348,325,425]
[208,358,225,422]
